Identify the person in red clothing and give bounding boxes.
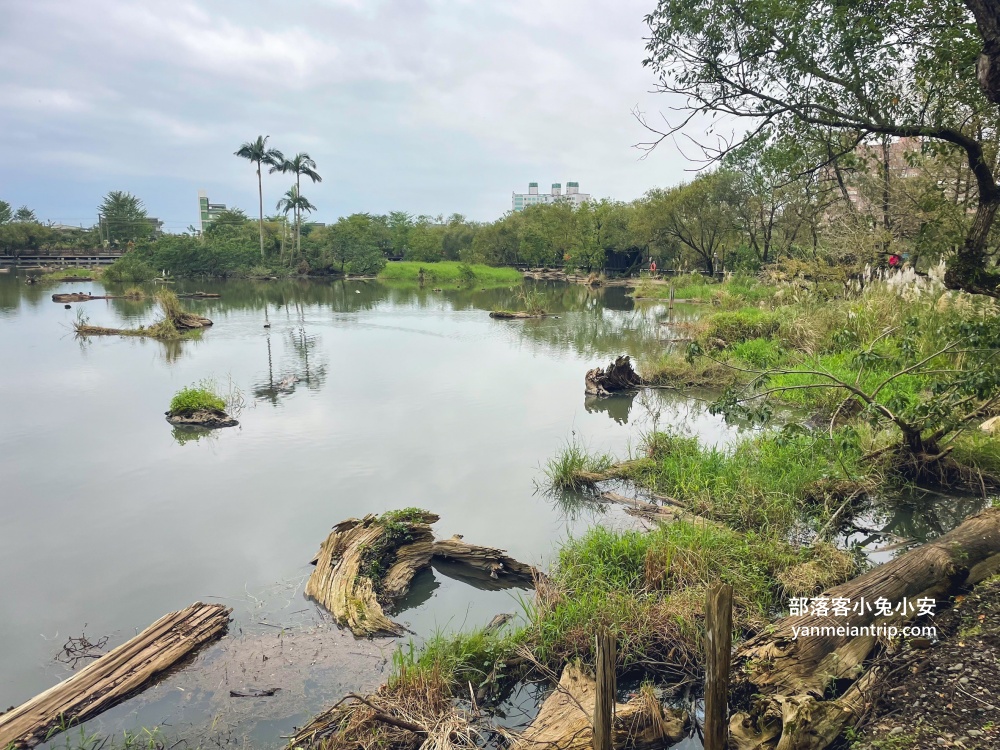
[649,258,657,276]
[888,253,901,268]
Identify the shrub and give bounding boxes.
[703,308,783,344]
[103,252,156,283]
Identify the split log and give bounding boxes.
[0,602,231,749]
[585,356,644,397]
[431,536,538,582]
[728,506,1000,750]
[513,663,687,750]
[599,491,722,528]
[305,512,439,637]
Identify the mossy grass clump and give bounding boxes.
[544,440,615,490]
[168,386,226,416]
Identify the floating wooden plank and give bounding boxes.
[513,663,687,750]
[0,602,231,749]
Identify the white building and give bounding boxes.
[512,182,590,211]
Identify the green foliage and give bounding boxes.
[304,214,388,275]
[13,205,37,222]
[531,520,849,671]
[102,252,156,283]
[731,337,783,369]
[169,386,226,416]
[0,200,11,224]
[99,191,152,245]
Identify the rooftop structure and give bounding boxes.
[512,181,590,211]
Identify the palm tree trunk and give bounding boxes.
[257,164,265,259]
[296,173,302,260]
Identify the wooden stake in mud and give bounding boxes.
[703,583,733,750]
[593,629,616,750]
[668,283,675,321]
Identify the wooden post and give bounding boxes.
[593,629,616,750]
[668,283,675,321]
[704,583,733,750]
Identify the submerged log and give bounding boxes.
[306,512,439,637]
[431,536,538,582]
[513,663,687,750]
[165,408,238,429]
[729,506,1000,750]
[599,491,722,528]
[585,355,644,397]
[0,603,231,749]
[52,293,111,303]
[489,310,552,319]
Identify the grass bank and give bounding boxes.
[377,261,522,287]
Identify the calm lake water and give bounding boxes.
[0,274,733,747]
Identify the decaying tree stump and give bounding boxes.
[585,356,645,397]
[306,513,439,637]
[513,663,687,750]
[0,602,231,749]
[728,506,1000,750]
[305,511,541,636]
[307,514,538,637]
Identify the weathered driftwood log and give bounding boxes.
[728,507,1000,750]
[599,491,722,528]
[488,310,551,319]
[52,293,111,303]
[431,536,537,582]
[165,409,238,429]
[513,663,687,750]
[585,356,644,397]
[0,602,231,749]
[567,458,653,488]
[177,292,220,299]
[306,513,439,637]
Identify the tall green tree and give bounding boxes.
[13,206,37,223]
[0,200,11,225]
[276,185,317,259]
[235,135,284,258]
[98,191,149,245]
[642,0,1000,295]
[271,152,321,259]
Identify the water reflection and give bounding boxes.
[584,392,637,425]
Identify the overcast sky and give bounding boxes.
[1,0,696,230]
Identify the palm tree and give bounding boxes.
[235,136,284,258]
[271,153,321,259]
[276,185,317,255]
